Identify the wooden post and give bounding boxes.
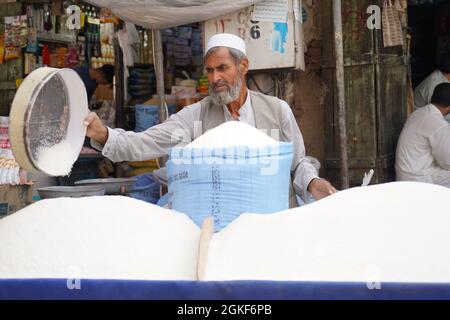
[333,0,349,189]
[114,34,125,129]
[197,217,214,281]
[152,29,168,167]
[152,29,167,123]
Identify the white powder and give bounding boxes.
[205,182,450,283]
[0,196,200,281]
[36,141,75,176]
[3,182,449,283]
[187,121,278,148]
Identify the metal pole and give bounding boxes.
[333,0,349,189]
[153,29,167,123]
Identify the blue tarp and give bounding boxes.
[1,280,450,300]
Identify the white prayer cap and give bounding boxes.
[205,33,246,56]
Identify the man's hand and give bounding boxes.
[84,112,108,146]
[307,178,338,201]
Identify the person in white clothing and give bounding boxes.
[84,33,337,204]
[396,83,450,187]
[414,52,450,122]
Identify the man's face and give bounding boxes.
[204,47,248,105]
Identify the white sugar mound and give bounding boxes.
[36,141,75,177]
[0,196,200,280]
[205,182,450,283]
[187,121,278,148]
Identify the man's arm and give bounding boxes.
[84,105,200,163]
[430,124,450,170]
[280,100,337,201]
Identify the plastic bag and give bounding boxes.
[0,117,20,185]
[26,28,38,53]
[135,105,159,132]
[4,15,28,49]
[0,149,21,185]
[382,0,403,47]
[4,46,20,62]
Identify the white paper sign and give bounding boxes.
[252,0,288,23]
[205,0,300,71]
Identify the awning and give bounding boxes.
[86,0,265,29]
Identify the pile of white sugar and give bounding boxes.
[0,196,200,281]
[187,121,278,148]
[2,182,450,283]
[204,182,450,283]
[36,141,75,177]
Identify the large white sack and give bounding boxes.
[168,121,293,231]
[205,182,450,283]
[0,196,200,280]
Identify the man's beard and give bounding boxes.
[209,77,242,106]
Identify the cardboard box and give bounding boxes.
[192,31,202,42]
[192,45,203,56]
[177,27,192,40]
[171,86,197,97]
[166,47,174,56]
[164,36,175,44]
[175,38,189,46]
[175,58,192,66]
[192,55,204,66]
[0,183,34,218]
[175,45,192,55]
[174,51,192,60]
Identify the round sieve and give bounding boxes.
[9,67,89,176]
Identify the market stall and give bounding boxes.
[1,0,449,302]
[1,182,450,300]
[0,1,164,210]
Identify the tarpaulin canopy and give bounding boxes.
[86,0,265,29]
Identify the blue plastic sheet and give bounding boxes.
[128,173,160,204]
[1,279,449,300]
[135,105,159,132]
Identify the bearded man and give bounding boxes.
[84,33,337,205]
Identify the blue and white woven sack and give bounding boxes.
[167,121,294,232]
